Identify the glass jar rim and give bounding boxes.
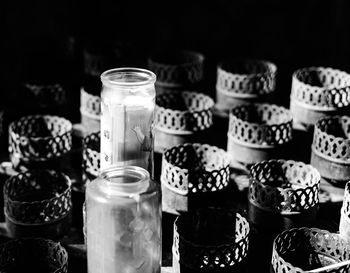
[100,166,150,194]
[100,67,156,87]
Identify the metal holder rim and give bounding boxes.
[172,209,250,270]
[272,227,350,273]
[249,159,320,214]
[161,143,231,195]
[155,91,214,134]
[228,103,293,148]
[4,170,72,225]
[216,59,277,96]
[291,67,350,110]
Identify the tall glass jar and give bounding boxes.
[100,68,156,175]
[86,166,161,273]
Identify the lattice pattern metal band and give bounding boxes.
[173,209,250,270]
[249,160,320,214]
[216,59,277,96]
[0,238,68,273]
[291,67,350,110]
[4,170,72,225]
[148,51,204,87]
[312,116,350,164]
[155,91,214,133]
[9,115,72,162]
[24,83,67,107]
[228,103,293,147]
[83,131,100,178]
[271,227,350,273]
[161,143,230,195]
[80,88,101,119]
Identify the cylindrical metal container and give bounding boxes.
[8,115,72,171]
[271,227,350,273]
[215,59,277,117]
[0,238,68,272]
[154,91,214,153]
[227,103,293,170]
[100,68,156,175]
[160,143,230,214]
[248,160,320,231]
[4,170,72,238]
[82,131,100,188]
[290,67,350,131]
[80,87,101,135]
[172,208,250,273]
[311,115,350,182]
[86,166,161,273]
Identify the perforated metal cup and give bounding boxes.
[9,115,72,171]
[4,169,72,238]
[0,238,68,272]
[148,50,204,89]
[311,115,350,182]
[271,227,350,273]
[215,59,277,117]
[227,103,293,169]
[290,67,350,131]
[248,160,320,230]
[80,88,100,135]
[155,91,214,153]
[172,208,250,273]
[82,131,100,187]
[161,143,230,214]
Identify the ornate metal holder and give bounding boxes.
[23,83,67,111]
[0,238,68,272]
[227,103,293,169]
[215,59,277,117]
[290,67,350,131]
[271,227,350,273]
[80,88,100,135]
[172,208,250,273]
[161,143,230,214]
[248,160,320,231]
[4,170,72,238]
[9,115,72,171]
[155,91,214,153]
[148,50,204,93]
[311,116,350,182]
[82,131,100,188]
[340,182,350,243]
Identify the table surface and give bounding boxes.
[0,122,345,273]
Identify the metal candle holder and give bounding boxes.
[215,59,277,117]
[9,115,72,171]
[172,208,250,273]
[340,182,350,243]
[80,88,100,135]
[248,160,320,230]
[155,91,214,153]
[311,116,350,182]
[271,227,350,273]
[290,67,350,131]
[161,143,230,214]
[0,238,68,273]
[148,50,204,93]
[82,131,100,187]
[4,170,72,238]
[227,103,293,170]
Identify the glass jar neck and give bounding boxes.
[100,166,150,195]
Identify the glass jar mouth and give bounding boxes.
[100,67,156,87]
[100,166,150,194]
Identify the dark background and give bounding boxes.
[3,0,350,117]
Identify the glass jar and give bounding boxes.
[100,68,156,175]
[86,166,161,273]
